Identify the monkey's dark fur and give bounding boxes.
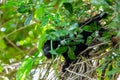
[43,12,108,72]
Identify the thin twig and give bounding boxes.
[0,23,36,40]
[4,36,23,52]
[66,69,93,80]
[79,41,111,56]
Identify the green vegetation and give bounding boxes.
[0,0,120,80]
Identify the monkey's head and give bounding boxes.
[43,40,60,59]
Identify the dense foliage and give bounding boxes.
[0,0,120,80]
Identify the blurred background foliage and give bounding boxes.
[0,0,120,80]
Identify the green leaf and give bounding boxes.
[69,23,78,31]
[99,62,108,70]
[68,47,76,60]
[107,69,117,76]
[49,49,57,55]
[63,2,73,14]
[106,0,114,5]
[0,39,7,49]
[17,5,30,13]
[16,57,34,80]
[86,36,93,45]
[38,33,47,51]
[57,29,69,37]
[47,29,69,40]
[115,1,120,12]
[56,46,67,54]
[117,60,120,67]
[41,16,49,26]
[24,13,33,26]
[83,24,99,32]
[35,7,45,18]
[82,25,92,32]
[0,65,2,73]
[108,14,120,29]
[90,0,109,9]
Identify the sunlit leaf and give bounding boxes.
[16,57,34,80]
[38,33,47,51]
[0,65,2,73]
[35,7,45,18]
[0,39,7,49]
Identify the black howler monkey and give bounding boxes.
[43,12,108,72]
